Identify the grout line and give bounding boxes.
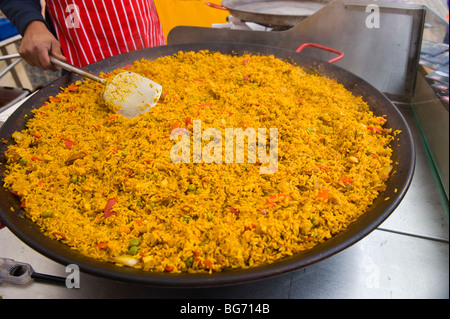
[376,227,449,243]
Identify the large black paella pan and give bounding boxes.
[0,42,415,287]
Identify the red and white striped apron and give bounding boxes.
[46,0,165,67]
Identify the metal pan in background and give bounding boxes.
[206,0,329,27]
[0,42,415,287]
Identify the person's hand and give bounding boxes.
[19,20,67,71]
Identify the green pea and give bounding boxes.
[129,238,140,247]
[70,176,78,183]
[122,151,128,157]
[184,256,194,268]
[43,210,53,218]
[188,184,196,191]
[149,202,156,208]
[128,246,138,255]
[19,158,27,166]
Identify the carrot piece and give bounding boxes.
[317,189,329,201]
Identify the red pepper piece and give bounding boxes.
[64,139,75,150]
[96,242,108,249]
[104,198,117,218]
[367,126,382,133]
[68,84,78,92]
[230,207,239,217]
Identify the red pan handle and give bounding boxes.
[296,43,344,63]
[205,1,228,10]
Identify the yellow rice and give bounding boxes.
[2,51,395,273]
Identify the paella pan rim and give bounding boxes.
[0,42,415,287]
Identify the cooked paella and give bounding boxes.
[2,51,397,273]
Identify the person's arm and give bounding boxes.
[0,0,66,71]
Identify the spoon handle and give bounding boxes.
[50,56,106,83]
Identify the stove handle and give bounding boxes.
[296,43,344,63]
[205,2,228,10]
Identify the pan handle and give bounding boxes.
[204,1,228,10]
[296,43,344,64]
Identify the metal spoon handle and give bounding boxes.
[50,56,106,83]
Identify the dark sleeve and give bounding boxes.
[0,0,46,35]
